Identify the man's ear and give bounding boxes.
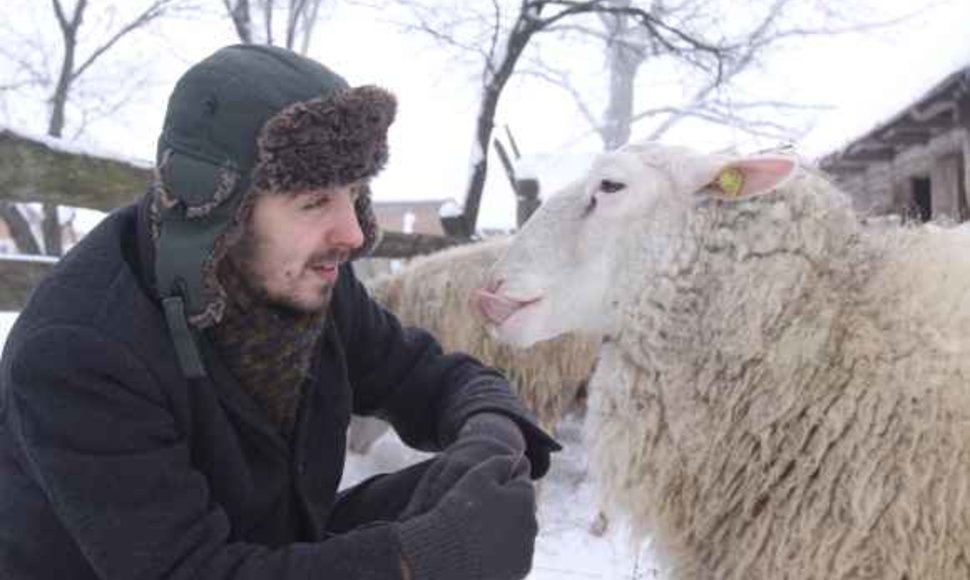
[703,156,798,201]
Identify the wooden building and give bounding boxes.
[371,199,450,235]
[819,65,970,222]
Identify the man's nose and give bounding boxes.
[327,193,365,250]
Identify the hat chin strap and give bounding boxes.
[162,294,207,379]
[155,211,215,380]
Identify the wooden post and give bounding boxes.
[930,153,963,221]
[516,178,540,227]
[960,95,970,221]
[492,136,541,228]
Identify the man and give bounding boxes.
[0,45,559,580]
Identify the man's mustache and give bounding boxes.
[306,250,351,269]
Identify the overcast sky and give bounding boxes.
[1,0,969,230]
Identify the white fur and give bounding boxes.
[486,142,970,579]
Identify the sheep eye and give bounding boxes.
[599,179,625,193]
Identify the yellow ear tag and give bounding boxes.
[714,167,745,198]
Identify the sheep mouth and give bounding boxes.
[475,289,542,326]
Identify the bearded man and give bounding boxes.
[0,45,558,580]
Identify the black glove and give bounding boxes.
[395,454,537,580]
[514,419,561,480]
[402,412,525,518]
[464,411,561,481]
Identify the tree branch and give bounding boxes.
[224,0,253,43]
[518,65,600,131]
[263,0,274,45]
[71,0,174,83]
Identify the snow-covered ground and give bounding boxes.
[342,411,659,579]
[0,312,18,349]
[0,310,658,578]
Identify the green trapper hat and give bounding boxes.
[153,44,393,378]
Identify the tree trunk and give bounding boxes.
[460,22,537,238]
[601,0,645,150]
[48,0,82,139]
[227,0,253,43]
[298,0,323,54]
[41,203,62,255]
[0,202,42,255]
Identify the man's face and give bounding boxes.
[229,183,365,314]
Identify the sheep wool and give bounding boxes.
[482,142,970,580]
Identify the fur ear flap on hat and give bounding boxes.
[351,184,382,259]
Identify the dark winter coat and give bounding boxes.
[0,196,547,580]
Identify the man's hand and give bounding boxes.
[401,413,526,517]
[395,455,537,580]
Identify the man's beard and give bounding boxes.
[226,228,346,318]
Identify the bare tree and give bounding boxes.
[221,0,328,54]
[526,0,920,150]
[388,0,929,236]
[0,0,189,255]
[392,0,733,238]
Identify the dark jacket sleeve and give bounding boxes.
[5,324,403,580]
[331,265,560,456]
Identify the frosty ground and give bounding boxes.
[343,410,658,579]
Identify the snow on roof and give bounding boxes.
[438,199,463,218]
[819,64,970,168]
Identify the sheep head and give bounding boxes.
[478,142,797,347]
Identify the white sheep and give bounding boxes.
[477,142,970,579]
[348,238,600,454]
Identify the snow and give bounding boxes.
[342,411,659,579]
[438,199,463,218]
[0,254,58,265]
[0,312,18,349]
[2,125,153,170]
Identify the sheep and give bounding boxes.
[348,238,600,454]
[477,142,970,579]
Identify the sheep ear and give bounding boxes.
[704,156,797,201]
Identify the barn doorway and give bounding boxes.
[911,176,932,222]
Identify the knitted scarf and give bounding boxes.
[207,257,329,435]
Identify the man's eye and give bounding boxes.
[302,196,329,210]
